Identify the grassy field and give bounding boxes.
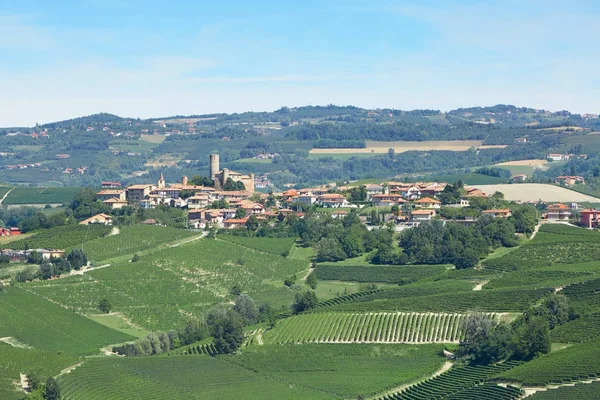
[109,139,158,153]
[139,134,166,144]
[1,187,81,205]
[471,183,600,202]
[308,152,380,160]
[421,173,508,185]
[224,343,445,398]
[59,355,329,400]
[0,287,134,355]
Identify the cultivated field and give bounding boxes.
[309,140,508,155]
[139,134,166,144]
[264,312,500,344]
[472,183,600,202]
[1,187,80,205]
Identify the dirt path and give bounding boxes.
[0,187,14,206]
[59,361,84,376]
[169,232,206,247]
[473,280,488,291]
[302,266,314,281]
[518,376,600,398]
[69,263,111,276]
[19,373,28,392]
[370,361,453,400]
[529,220,544,240]
[0,337,32,348]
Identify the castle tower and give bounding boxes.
[181,176,188,186]
[158,172,165,189]
[209,154,220,179]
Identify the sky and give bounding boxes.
[1,0,600,126]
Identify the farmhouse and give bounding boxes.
[79,213,113,225]
[514,137,527,143]
[414,197,441,209]
[126,184,156,205]
[102,198,128,210]
[97,189,126,202]
[223,218,249,229]
[546,203,571,220]
[364,183,385,199]
[547,154,567,161]
[465,188,488,198]
[511,174,528,183]
[419,183,447,198]
[482,209,512,218]
[0,227,20,236]
[580,209,600,228]
[101,181,122,189]
[187,194,211,209]
[555,176,585,186]
[296,192,317,206]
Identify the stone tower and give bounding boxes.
[158,172,166,189]
[209,154,220,179]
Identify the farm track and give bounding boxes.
[168,233,206,247]
[369,361,453,400]
[0,187,14,205]
[516,376,600,398]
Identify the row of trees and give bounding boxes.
[458,293,576,364]
[14,249,87,282]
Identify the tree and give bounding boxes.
[245,215,259,231]
[208,308,244,354]
[38,261,54,280]
[454,248,480,269]
[43,377,60,400]
[0,254,9,264]
[292,291,318,314]
[27,251,43,264]
[233,294,258,325]
[67,249,87,270]
[223,178,245,191]
[98,298,112,314]
[458,313,512,365]
[512,316,550,360]
[306,272,318,289]
[235,208,247,219]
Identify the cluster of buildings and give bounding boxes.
[3,162,42,170]
[0,227,21,236]
[0,248,65,262]
[554,176,585,186]
[547,153,588,162]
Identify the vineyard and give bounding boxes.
[323,286,552,313]
[1,187,80,205]
[218,235,297,256]
[223,343,445,398]
[1,224,111,250]
[0,344,78,400]
[0,287,134,355]
[263,312,497,344]
[25,238,307,330]
[314,264,447,283]
[379,361,522,400]
[484,270,593,290]
[549,313,600,343]
[499,337,600,386]
[528,381,600,399]
[76,225,198,262]
[58,355,329,400]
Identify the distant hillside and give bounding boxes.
[41,113,127,129]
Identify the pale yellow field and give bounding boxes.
[140,134,166,144]
[309,140,508,154]
[538,126,586,132]
[473,184,600,202]
[493,159,548,166]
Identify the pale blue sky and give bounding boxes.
[1,0,599,126]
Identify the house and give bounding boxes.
[79,213,113,225]
[482,209,512,218]
[580,209,600,228]
[403,186,422,200]
[239,201,264,216]
[102,198,128,210]
[364,183,385,199]
[555,176,585,186]
[0,227,20,237]
[466,188,488,198]
[187,194,211,209]
[126,184,156,205]
[414,197,442,209]
[297,193,317,206]
[419,183,447,198]
[385,182,411,194]
[55,154,70,159]
[514,137,527,144]
[317,194,349,208]
[97,189,127,202]
[511,174,528,183]
[224,218,249,229]
[141,218,158,225]
[547,154,567,161]
[372,194,406,207]
[411,209,436,221]
[40,249,66,260]
[331,210,349,219]
[546,203,571,220]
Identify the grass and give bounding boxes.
[2,187,81,205]
[86,313,150,338]
[58,355,329,400]
[224,343,445,398]
[109,139,158,153]
[422,173,508,185]
[0,287,134,355]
